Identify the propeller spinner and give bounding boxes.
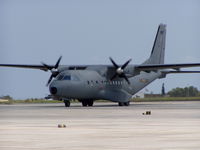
[109,57,132,84]
[41,56,62,86]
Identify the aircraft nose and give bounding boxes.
[50,87,57,95]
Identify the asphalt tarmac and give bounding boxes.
[0,101,200,150]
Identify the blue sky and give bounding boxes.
[0,0,200,99]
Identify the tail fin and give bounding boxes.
[144,24,166,64]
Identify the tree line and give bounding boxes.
[167,86,200,97]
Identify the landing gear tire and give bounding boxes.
[124,101,130,106]
[118,102,124,106]
[88,100,94,107]
[82,100,94,107]
[82,101,88,107]
[64,100,70,107]
[118,101,130,106]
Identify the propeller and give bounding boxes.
[109,57,132,84]
[41,56,62,86]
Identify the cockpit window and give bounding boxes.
[57,74,80,81]
[56,74,80,81]
[57,74,64,80]
[63,75,71,80]
[71,75,79,81]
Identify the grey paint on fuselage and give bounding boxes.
[50,67,162,102]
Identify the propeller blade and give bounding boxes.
[122,74,130,84]
[46,74,54,86]
[52,71,59,78]
[40,56,63,86]
[41,62,52,70]
[111,73,118,81]
[121,59,132,69]
[109,57,132,84]
[109,57,119,68]
[55,56,62,69]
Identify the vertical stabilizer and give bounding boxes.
[144,24,166,64]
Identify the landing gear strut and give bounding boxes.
[64,100,70,107]
[118,101,130,106]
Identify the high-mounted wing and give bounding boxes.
[161,70,200,74]
[0,56,64,86]
[0,64,53,71]
[161,70,200,75]
[0,56,63,72]
[135,63,200,71]
[159,70,200,78]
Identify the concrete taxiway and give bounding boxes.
[0,101,200,150]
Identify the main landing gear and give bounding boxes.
[64,100,70,107]
[81,100,94,107]
[118,101,130,106]
[63,99,94,107]
[63,99,129,107]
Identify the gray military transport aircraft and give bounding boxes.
[1,24,200,107]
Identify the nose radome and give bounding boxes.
[50,87,57,95]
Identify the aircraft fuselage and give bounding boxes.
[49,68,162,102]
